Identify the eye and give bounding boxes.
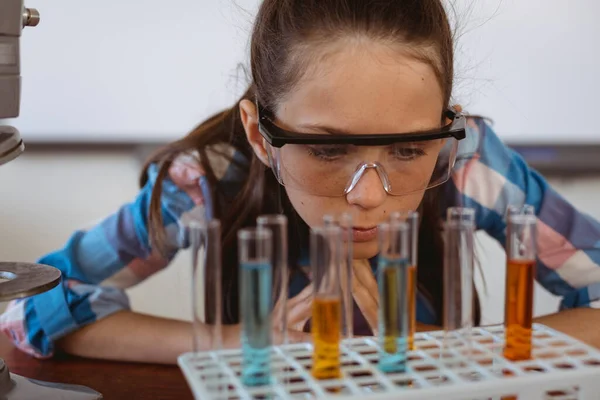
[390,145,426,160]
[306,145,349,161]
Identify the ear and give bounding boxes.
[239,99,270,167]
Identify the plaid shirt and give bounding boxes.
[2,117,599,358]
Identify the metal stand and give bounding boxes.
[1,3,103,397]
[0,262,60,397]
[0,262,102,399]
[0,262,61,303]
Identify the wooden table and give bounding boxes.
[0,335,194,399]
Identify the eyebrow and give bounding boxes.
[295,122,445,136]
[295,123,353,136]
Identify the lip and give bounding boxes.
[352,226,378,242]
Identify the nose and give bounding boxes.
[346,168,387,209]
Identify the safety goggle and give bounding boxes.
[257,103,467,197]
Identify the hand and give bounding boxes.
[272,285,314,344]
[222,285,314,348]
[350,260,442,336]
[351,259,379,335]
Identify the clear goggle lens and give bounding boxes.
[266,138,459,197]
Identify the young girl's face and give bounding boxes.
[245,40,445,259]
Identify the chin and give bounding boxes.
[352,241,379,260]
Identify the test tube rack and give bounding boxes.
[178,323,600,400]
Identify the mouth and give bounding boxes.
[352,226,378,243]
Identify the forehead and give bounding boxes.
[275,40,445,134]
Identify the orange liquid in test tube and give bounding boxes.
[391,211,419,352]
[407,264,417,350]
[312,296,342,380]
[504,259,535,361]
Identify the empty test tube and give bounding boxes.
[506,204,535,219]
[257,215,288,346]
[238,227,273,386]
[377,217,411,373]
[188,219,222,354]
[443,207,476,355]
[311,225,343,380]
[504,212,537,361]
[323,213,354,339]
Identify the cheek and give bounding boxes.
[383,192,425,216]
[285,188,344,228]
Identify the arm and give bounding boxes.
[56,311,194,364]
[450,117,600,347]
[534,308,600,347]
[0,157,210,362]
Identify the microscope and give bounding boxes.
[1,1,101,398]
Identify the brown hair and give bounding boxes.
[141,0,480,326]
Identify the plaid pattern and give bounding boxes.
[1,117,599,358]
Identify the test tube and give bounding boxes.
[311,225,343,380]
[391,211,419,350]
[189,219,222,354]
[522,204,535,216]
[506,204,535,219]
[257,215,288,346]
[238,227,273,386]
[323,213,354,339]
[504,213,537,361]
[443,207,476,354]
[377,218,411,373]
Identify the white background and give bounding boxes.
[9,0,600,144]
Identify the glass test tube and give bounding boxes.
[504,213,537,361]
[257,215,288,346]
[443,207,476,354]
[238,227,273,386]
[507,204,535,218]
[189,219,222,354]
[323,213,354,339]
[377,218,411,373]
[311,225,343,380]
[391,211,419,350]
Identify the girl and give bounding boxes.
[2,0,599,364]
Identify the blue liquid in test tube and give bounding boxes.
[238,228,273,387]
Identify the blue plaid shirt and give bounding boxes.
[2,117,600,358]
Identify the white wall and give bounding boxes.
[9,0,600,144]
[0,151,194,319]
[1,152,599,324]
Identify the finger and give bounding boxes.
[273,284,313,330]
[351,260,380,334]
[352,284,379,335]
[272,291,287,327]
[287,294,313,331]
[286,329,312,344]
[352,279,379,333]
[286,284,313,309]
[352,260,378,305]
[272,326,312,345]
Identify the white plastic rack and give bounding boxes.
[178,324,600,400]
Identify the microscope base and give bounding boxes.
[0,359,102,399]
